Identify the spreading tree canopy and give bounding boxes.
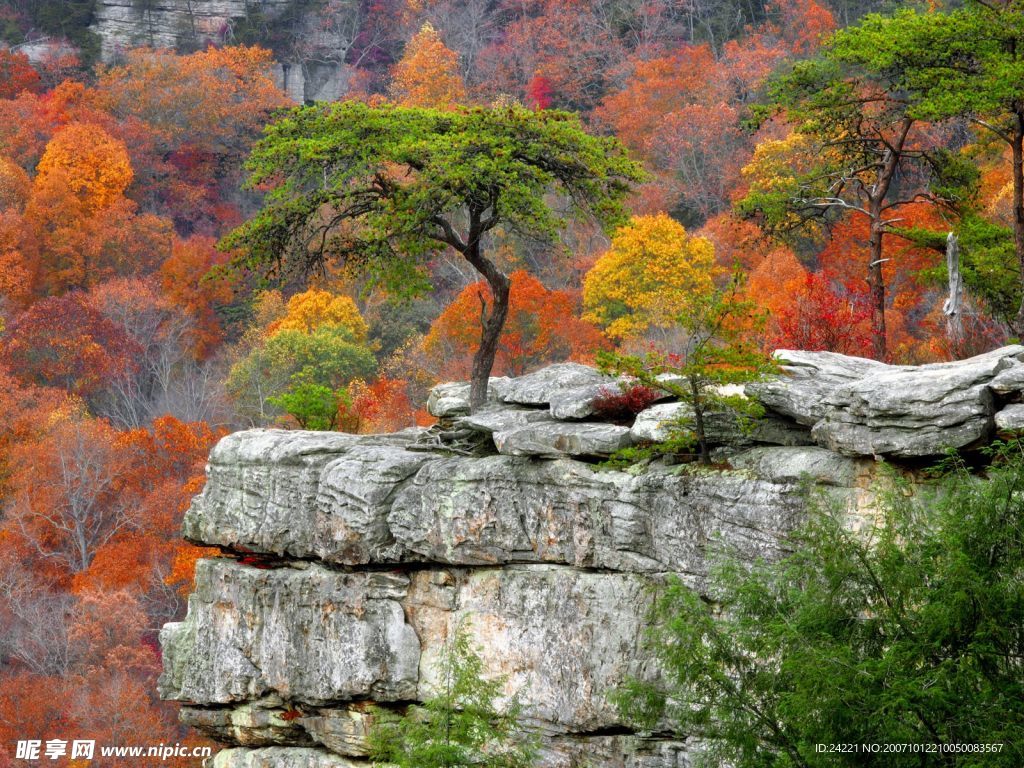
[738,12,967,360]
[222,102,644,410]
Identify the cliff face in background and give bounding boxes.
[91,0,352,102]
[159,347,1024,767]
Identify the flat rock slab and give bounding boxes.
[493,421,633,457]
[158,559,419,706]
[747,349,890,426]
[812,346,1024,457]
[499,362,612,407]
[456,404,554,434]
[183,431,828,574]
[747,346,1024,457]
[389,454,813,574]
[184,434,432,565]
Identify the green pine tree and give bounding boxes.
[368,623,538,768]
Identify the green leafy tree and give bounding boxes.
[738,14,964,360]
[221,102,645,411]
[368,623,538,768]
[267,381,344,431]
[813,3,1024,336]
[226,325,376,426]
[616,441,1024,767]
[598,271,773,464]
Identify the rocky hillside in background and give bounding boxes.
[158,347,1024,767]
[91,0,352,101]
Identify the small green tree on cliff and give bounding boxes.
[368,623,538,768]
[598,270,773,465]
[221,102,644,411]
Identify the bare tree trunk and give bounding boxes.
[1011,116,1024,337]
[944,232,963,350]
[690,376,709,464]
[867,214,887,361]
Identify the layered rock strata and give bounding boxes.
[91,0,353,102]
[161,347,1024,766]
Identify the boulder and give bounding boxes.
[746,350,888,426]
[630,402,812,447]
[427,377,513,417]
[996,403,1024,431]
[500,363,613,406]
[456,404,554,434]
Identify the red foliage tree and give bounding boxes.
[769,272,874,356]
[0,294,141,399]
[0,50,41,100]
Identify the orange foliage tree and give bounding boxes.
[35,123,134,215]
[390,22,467,108]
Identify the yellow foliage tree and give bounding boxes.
[389,23,466,109]
[583,213,718,341]
[35,123,133,215]
[268,288,370,343]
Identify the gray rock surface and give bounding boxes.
[493,421,634,457]
[427,377,513,417]
[389,455,810,573]
[181,430,421,560]
[456,404,554,434]
[91,0,352,102]
[159,559,419,705]
[500,363,612,406]
[746,349,889,426]
[996,403,1024,431]
[163,353,1024,767]
[210,747,364,768]
[811,346,1024,457]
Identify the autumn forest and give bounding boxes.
[0,0,1022,763]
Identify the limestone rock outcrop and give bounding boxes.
[91,0,353,102]
[161,347,1024,767]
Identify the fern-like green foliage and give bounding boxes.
[615,441,1024,767]
[368,623,539,768]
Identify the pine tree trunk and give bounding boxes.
[1011,118,1024,338]
[466,242,510,412]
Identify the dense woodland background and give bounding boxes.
[0,0,1016,762]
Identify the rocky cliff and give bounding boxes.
[91,0,353,102]
[159,347,1024,767]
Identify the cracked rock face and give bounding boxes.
[162,351,1024,766]
[158,559,419,705]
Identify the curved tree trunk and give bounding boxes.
[465,241,510,412]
